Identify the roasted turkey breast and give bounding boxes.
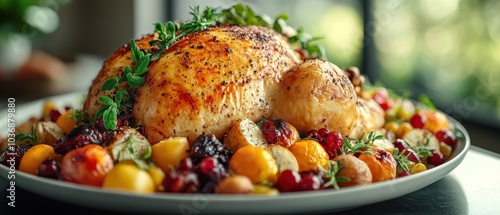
[83,25,363,144]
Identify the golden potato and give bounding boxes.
[333,154,372,187]
[223,118,267,152]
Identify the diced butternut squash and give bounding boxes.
[151,137,190,173]
[56,109,76,134]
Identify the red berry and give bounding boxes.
[198,157,217,175]
[409,112,427,129]
[317,128,330,139]
[402,148,420,164]
[299,173,322,191]
[178,157,194,171]
[304,130,319,139]
[276,170,301,192]
[163,170,199,193]
[398,171,410,177]
[427,150,444,166]
[37,159,59,179]
[393,139,409,151]
[323,131,344,159]
[49,109,62,122]
[373,90,393,111]
[260,120,280,144]
[435,129,457,150]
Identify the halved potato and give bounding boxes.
[267,145,299,172]
[223,118,267,152]
[402,129,439,151]
[106,127,151,162]
[35,121,65,146]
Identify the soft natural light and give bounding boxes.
[420,0,460,21]
[320,6,363,67]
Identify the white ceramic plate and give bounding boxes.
[0,91,470,215]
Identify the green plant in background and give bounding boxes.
[0,0,68,37]
[0,0,68,75]
[372,0,500,125]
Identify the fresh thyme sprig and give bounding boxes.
[341,131,382,155]
[95,4,325,130]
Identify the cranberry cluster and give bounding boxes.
[275,169,327,192]
[304,128,344,159]
[163,134,232,193]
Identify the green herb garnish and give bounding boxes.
[319,160,349,190]
[392,148,413,173]
[418,94,436,110]
[14,123,38,144]
[341,131,382,155]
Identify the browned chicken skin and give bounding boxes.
[271,59,358,136]
[83,25,376,144]
[135,26,302,143]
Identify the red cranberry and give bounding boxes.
[409,113,427,129]
[163,170,199,193]
[304,130,319,139]
[276,170,301,192]
[260,120,280,144]
[0,144,31,169]
[402,148,420,164]
[373,90,393,111]
[427,150,444,166]
[299,173,322,191]
[49,109,62,122]
[317,128,329,139]
[37,159,59,179]
[323,131,344,159]
[398,171,410,177]
[393,139,409,151]
[435,129,457,150]
[178,157,194,171]
[198,157,216,175]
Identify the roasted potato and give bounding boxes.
[223,118,267,152]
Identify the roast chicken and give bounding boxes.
[83,25,381,144]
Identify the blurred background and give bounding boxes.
[0,0,498,152]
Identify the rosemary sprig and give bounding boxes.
[15,123,38,144]
[318,160,349,190]
[413,136,433,157]
[392,148,413,173]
